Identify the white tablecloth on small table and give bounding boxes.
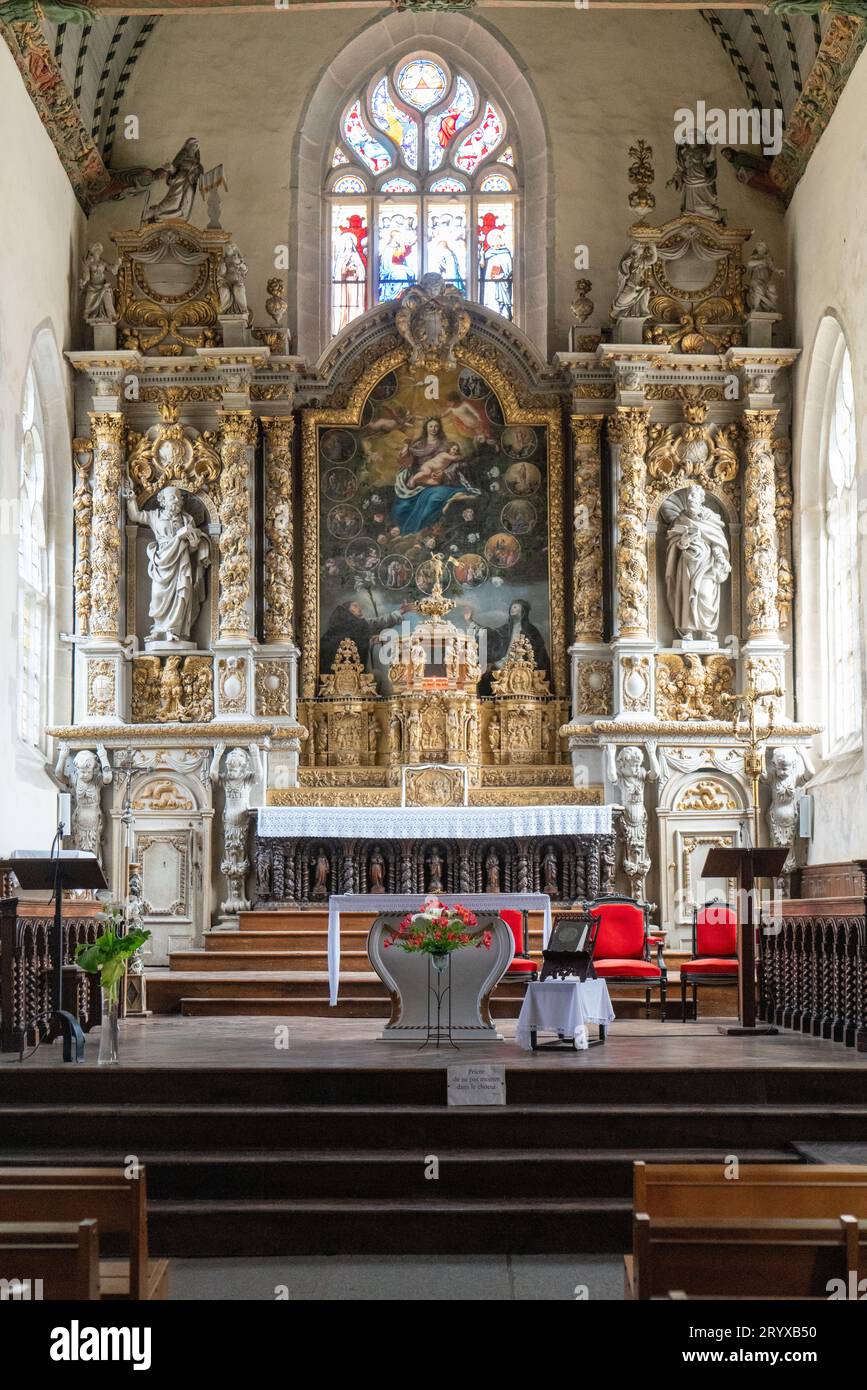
[327,892,553,1006]
[515,978,615,1051]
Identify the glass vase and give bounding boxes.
[431,951,449,974]
[98,987,120,1066]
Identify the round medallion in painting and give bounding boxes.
[322,465,357,500]
[320,429,357,464]
[326,503,364,540]
[379,554,414,590]
[458,368,489,401]
[345,537,381,573]
[485,394,505,426]
[501,500,537,536]
[501,425,537,460]
[484,532,522,569]
[371,371,398,401]
[452,553,488,589]
[504,460,542,497]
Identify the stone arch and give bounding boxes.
[290,9,552,359]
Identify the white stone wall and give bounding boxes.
[786,49,867,863]
[0,41,84,855]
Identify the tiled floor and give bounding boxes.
[168,1253,624,1301]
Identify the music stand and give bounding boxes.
[702,846,787,1036]
[0,846,107,1062]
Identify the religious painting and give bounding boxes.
[307,357,564,698]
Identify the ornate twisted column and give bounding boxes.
[261,416,295,643]
[571,414,605,643]
[217,409,257,641]
[72,439,94,637]
[743,409,780,638]
[87,413,125,640]
[608,407,650,639]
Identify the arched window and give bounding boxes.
[326,52,519,337]
[822,344,862,754]
[17,366,49,751]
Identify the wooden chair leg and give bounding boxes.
[659,978,667,1023]
[693,982,698,1021]
[680,975,687,1023]
[644,987,651,1019]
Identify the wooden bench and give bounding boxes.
[626,1163,867,1298]
[0,1220,99,1300]
[0,1167,168,1300]
[630,1212,858,1300]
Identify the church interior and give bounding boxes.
[1,0,867,1322]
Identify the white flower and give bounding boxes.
[488,466,501,478]
[490,482,500,493]
[467,533,479,543]
[492,576,504,586]
[449,544,458,552]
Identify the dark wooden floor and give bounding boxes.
[9,1014,867,1072]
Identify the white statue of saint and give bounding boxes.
[667,139,721,221]
[610,240,657,321]
[124,484,210,644]
[80,244,117,324]
[659,484,730,641]
[745,240,784,313]
[210,742,262,915]
[55,744,113,860]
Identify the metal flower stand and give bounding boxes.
[418,951,459,1051]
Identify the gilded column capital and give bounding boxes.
[742,408,781,442]
[607,405,650,452]
[571,413,605,644]
[261,415,295,450]
[87,410,126,446]
[218,409,259,446]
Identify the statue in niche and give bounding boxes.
[426,846,444,893]
[667,138,721,220]
[659,484,730,641]
[407,707,422,753]
[255,845,272,900]
[542,844,560,899]
[610,240,657,320]
[447,706,461,749]
[485,847,501,893]
[369,847,386,893]
[124,485,210,645]
[410,637,427,684]
[218,241,252,323]
[368,716,379,758]
[210,743,262,914]
[488,716,500,754]
[388,711,401,759]
[142,137,204,224]
[55,744,113,860]
[79,244,117,324]
[311,848,330,899]
[745,241,784,313]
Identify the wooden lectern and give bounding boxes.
[702,846,788,1036]
[0,850,107,1062]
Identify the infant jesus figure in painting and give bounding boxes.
[407,441,465,489]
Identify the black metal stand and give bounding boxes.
[51,826,86,1063]
[417,952,459,1052]
[530,1023,607,1051]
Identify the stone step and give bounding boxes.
[170,950,377,972]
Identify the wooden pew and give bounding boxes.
[626,1164,867,1298]
[0,1167,168,1300]
[630,1212,858,1301]
[0,1220,99,1300]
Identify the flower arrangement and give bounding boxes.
[383,896,492,957]
[75,902,151,1006]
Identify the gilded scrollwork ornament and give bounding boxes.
[217,409,257,640]
[742,409,780,636]
[127,401,220,503]
[609,408,650,638]
[131,654,214,723]
[88,412,125,639]
[261,416,295,643]
[655,652,735,721]
[571,415,604,642]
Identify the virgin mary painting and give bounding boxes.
[392,418,480,535]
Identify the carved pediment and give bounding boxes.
[490,633,551,697]
[127,400,220,504]
[319,639,377,697]
[394,273,471,368]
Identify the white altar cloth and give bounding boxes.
[515,978,615,1051]
[327,892,553,1006]
[258,804,611,839]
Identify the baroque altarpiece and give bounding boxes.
[53,157,815,961]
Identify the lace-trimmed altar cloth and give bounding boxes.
[257,804,611,839]
[327,892,554,1006]
[515,978,615,1051]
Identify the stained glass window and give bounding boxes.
[328,53,519,335]
[17,366,49,750]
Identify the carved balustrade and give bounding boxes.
[759,892,867,1050]
[0,899,103,1052]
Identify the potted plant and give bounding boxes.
[75,904,151,1065]
[383,895,492,972]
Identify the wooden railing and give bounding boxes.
[759,893,867,1052]
[0,898,103,1052]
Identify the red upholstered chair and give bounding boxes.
[680,899,738,1021]
[499,908,538,981]
[587,894,667,1021]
